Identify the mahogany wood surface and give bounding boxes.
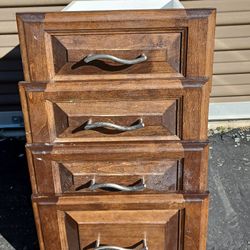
[17,8,216,250]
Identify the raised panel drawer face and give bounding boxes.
[17,10,216,82]
[20,78,209,143]
[52,98,178,142]
[18,9,214,250]
[52,31,183,79]
[33,194,209,250]
[58,160,179,193]
[27,142,208,195]
[65,210,179,250]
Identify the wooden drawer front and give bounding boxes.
[66,210,178,250]
[49,98,178,142]
[17,10,215,82]
[20,78,209,143]
[66,209,179,250]
[33,193,209,250]
[51,32,182,79]
[27,142,208,195]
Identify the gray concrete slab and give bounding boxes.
[0,235,14,250]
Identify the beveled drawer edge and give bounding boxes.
[32,192,209,206]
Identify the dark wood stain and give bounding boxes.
[17,9,216,250]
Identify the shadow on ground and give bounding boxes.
[0,128,249,250]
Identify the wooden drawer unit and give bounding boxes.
[26,142,208,195]
[32,193,209,250]
[20,78,210,143]
[17,8,216,250]
[17,9,215,82]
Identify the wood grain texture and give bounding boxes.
[3,0,249,107]
[20,77,210,143]
[18,83,32,141]
[26,141,209,195]
[32,201,46,250]
[32,193,209,250]
[69,209,179,250]
[16,9,216,83]
[17,9,215,250]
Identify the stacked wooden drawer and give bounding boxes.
[17,9,216,250]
